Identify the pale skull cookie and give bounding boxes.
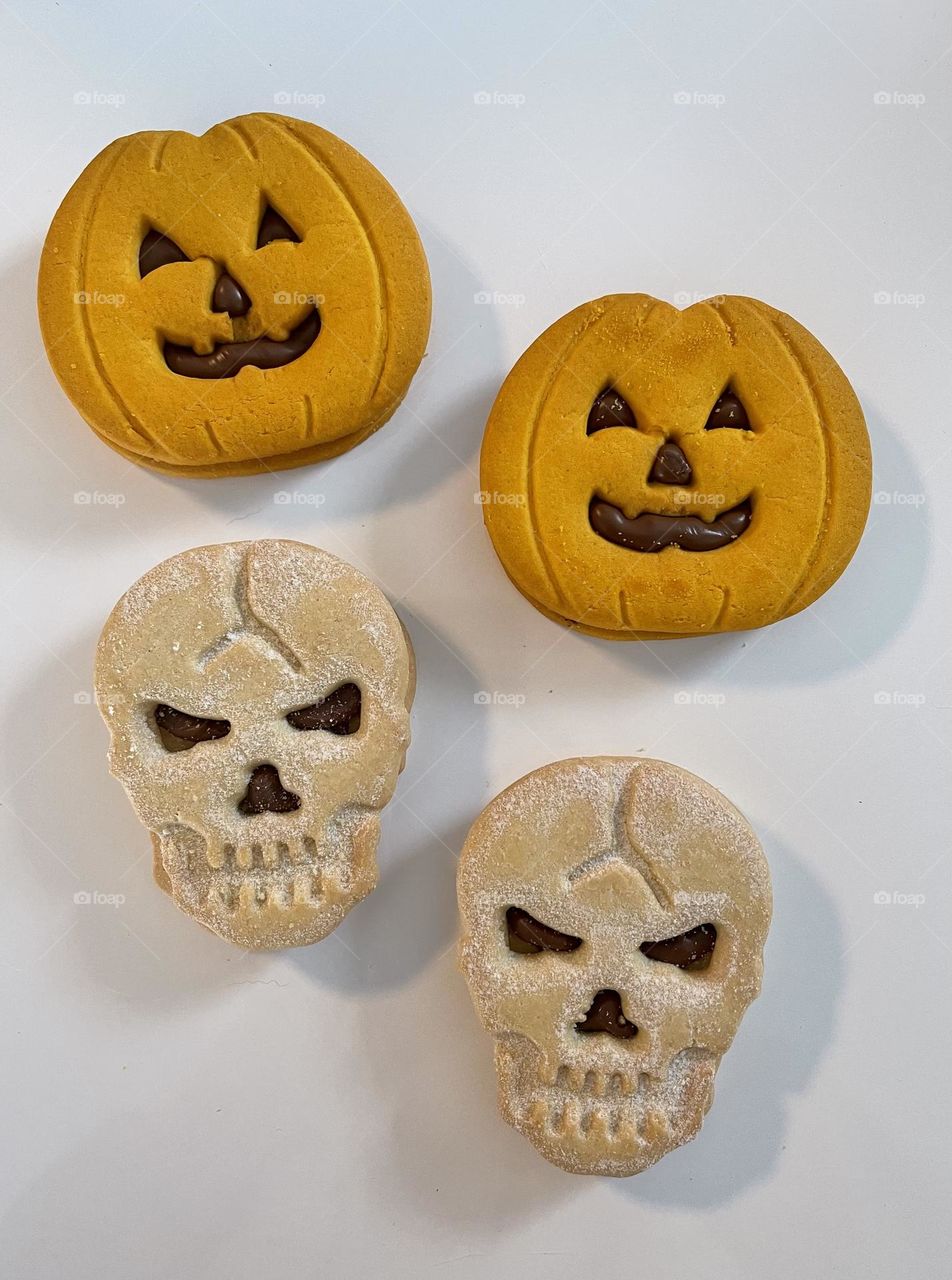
[480,294,871,637]
[39,112,430,476]
[95,540,414,949]
[458,757,771,1176]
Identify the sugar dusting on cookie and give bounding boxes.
[95,540,413,950]
[458,756,771,1176]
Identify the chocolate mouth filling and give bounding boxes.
[590,496,752,552]
[164,308,321,379]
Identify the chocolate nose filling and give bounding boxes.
[589,496,752,552]
[238,764,301,816]
[164,307,320,379]
[576,989,638,1039]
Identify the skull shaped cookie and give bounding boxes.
[480,293,871,637]
[39,113,430,476]
[95,540,414,949]
[458,757,771,1176]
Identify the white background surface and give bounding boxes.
[1,2,948,1276]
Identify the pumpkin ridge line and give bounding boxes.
[528,304,607,613]
[80,136,156,450]
[277,116,390,405]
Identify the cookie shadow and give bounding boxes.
[285,601,488,995]
[3,629,306,1001]
[612,832,842,1208]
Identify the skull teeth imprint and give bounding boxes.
[458,757,771,1177]
[96,540,414,950]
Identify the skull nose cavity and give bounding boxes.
[649,440,692,486]
[212,270,252,317]
[238,764,300,816]
[576,989,638,1039]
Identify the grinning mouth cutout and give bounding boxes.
[164,308,321,379]
[589,496,752,552]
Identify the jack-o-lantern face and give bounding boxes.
[38,113,431,477]
[480,294,871,637]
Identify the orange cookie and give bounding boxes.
[458,757,771,1176]
[480,294,870,637]
[39,113,430,476]
[95,540,414,949]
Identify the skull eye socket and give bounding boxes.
[506,906,582,954]
[153,703,231,752]
[704,388,750,431]
[139,229,191,277]
[640,923,717,970]
[587,387,638,434]
[286,683,361,735]
[256,203,301,248]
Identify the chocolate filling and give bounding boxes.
[576,989,638,1038]
[237,764,301,816]
[506,906,583,954]
[154,703,230,748]
[164,308,320,379]
[641,923,717,969]
[286,684,361,736]
[590,496,752,552]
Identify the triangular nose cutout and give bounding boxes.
[649,440,692,485]
[238,764,301,815]
[212,271,252,317]
[576,989,638,1038]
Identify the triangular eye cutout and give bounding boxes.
[640,923,717,969]
[139,229,190,277]
[256,204,301,248]
[705,387,750,430]
[153,703,230,752]
[587,387,638,434]
[286,683,361,735]
[506,907,582,954]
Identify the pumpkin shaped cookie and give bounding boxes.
[480,294,870,637]
[39,113,430,476]
[458,757,771,1176]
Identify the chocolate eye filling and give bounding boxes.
[153,703,231,752]
[286,683,361,735]
[506,907,582,954]
[641,923,717,969]
[164,308,320,379]
[589,496,752,552]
